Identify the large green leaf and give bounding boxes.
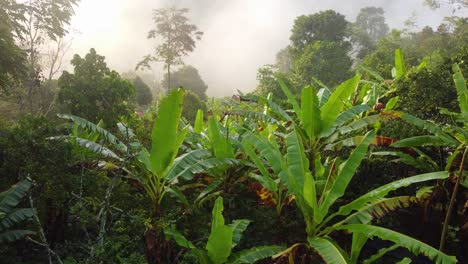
[0,179,32,213]
[338,224,456,264]
[359,65,385,82]
[384,96,399,111]
[196,179,223,204]
[0,208,35,230]
[243,133,283,175]
[74,137,122,161]
[391,136,447,148]
[230,219,251,248]
[452,64,467,115]
[308,237,350,264]
[228,110,280,125]
[117,122,136,139]
[249,174,277,194]
[194,109,205,133]
[335,171,449,217]
[150,89,185,175]
[325,136,365,152]
[303,172,317,211]
[286,127,309,195]
[0,230,35,243]
[165,186,189,207]
[333,105,371,128]
[163,227,195,249]
[320,75,361,132]
[206,197,233,264]
[279,79,301,117]
[301,85,322,140]
[338,115,381,135]
[394,49,405,78]
[362,245,399,264]
[243,140,271,180]
[396,258,412,264]
[228,246,284,264]
[317,87,332,107]
[317,131,375,223]
[208,117,235,159]
[164,150,212,181]
[372,151,435,172]
[58,114,127,153]
[261,97,293,122]
[337,196,417,226]
[350,233,368,264]
[395,112,457,146]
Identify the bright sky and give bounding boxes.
[65,0,465,97]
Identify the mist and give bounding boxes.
[66,0,464,97]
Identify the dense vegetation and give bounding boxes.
[1,1,467,264]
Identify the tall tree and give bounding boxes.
[133,76,153,107]
[0,0,79,113]
[0,13,26,97]
[290,10,348,55]
[295,41,353,87]
[58,49,135,126]
[137,6,203,91]
[289,10,352,87]
[275,47,294,74]
[424,0,468,10]
[255,64,295,101]
[161,65,208,99]
[351,7,389,58]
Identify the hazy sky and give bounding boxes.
[66,0,465,97]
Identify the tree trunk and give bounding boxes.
[144,206,172,264]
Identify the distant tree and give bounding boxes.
[450,17,468,48]
[162,65,208,99]
[395,46,467,123]
[0,0,78,111]
[424,0,467,10]
[137,7,203,91]
[0,20,26,96]
[288,10,352,88]
[58,49,135,126]
[295,41,353,87]
[351,7,389,58]
[361,30,409,79]
[181,90,207,123]
[290,10,348,55]
[133,76,153,106]
[122,70,161,96]
[274,47,294,74]
[255,64,295,101]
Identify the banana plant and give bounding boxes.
[164,197,283,264]
[253,126,456,263]
[376,64,467,252]
[0,178,35,243]
[176,110,247,206]
[265,74,392,156]
[357,48,408,107]
[241,75,388,216]
[57,90,241,211]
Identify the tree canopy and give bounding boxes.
[162,65,208,99]
[0,0,78,97]
[290,10,348,55]
[133,76,153,107]
[351,6,389,58]
[138,7,203,90]
[58,49,135,126]
[295,41,353,87]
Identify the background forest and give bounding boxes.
[0,0,468,263]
